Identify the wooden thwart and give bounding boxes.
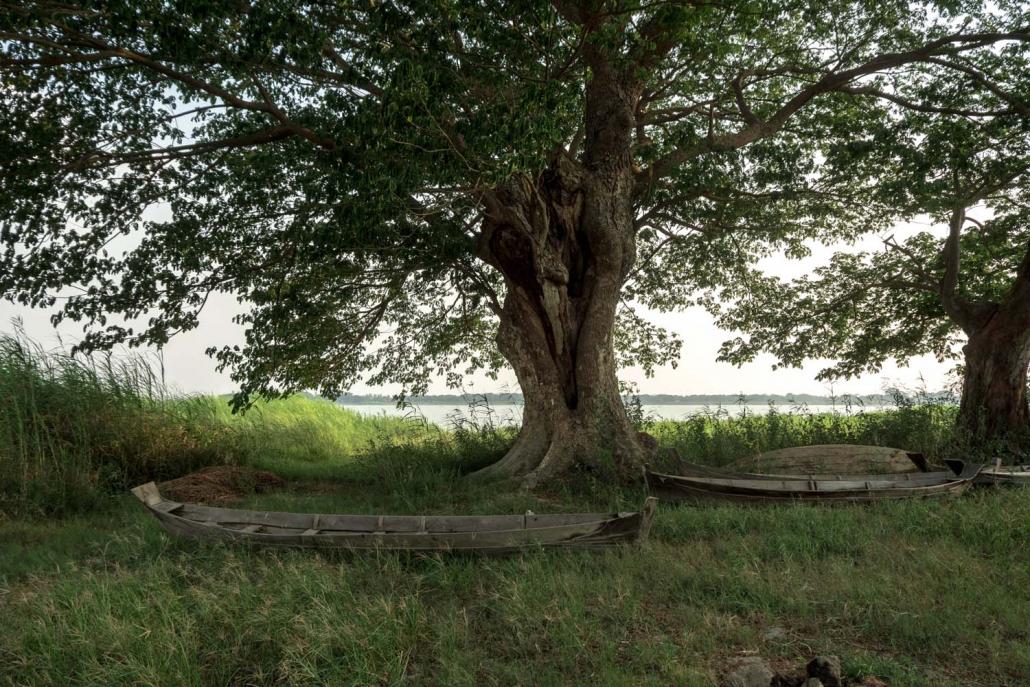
[131,482,657,552]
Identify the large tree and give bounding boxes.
[2,1,1029,483]
[718,100,1030,446]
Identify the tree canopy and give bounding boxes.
[3,3,1030,474]
[717,72,1030,381]
[3,2,1024,398]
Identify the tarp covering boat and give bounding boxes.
[726,444,929,475]
[132,482,657,552]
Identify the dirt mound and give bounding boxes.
[159,466,284,503]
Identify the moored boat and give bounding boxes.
[132,482,657,552]
[976,464,1030,486]
[644,462,980,504]
[671,459,963,483]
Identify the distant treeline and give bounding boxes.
[335,392,953,406]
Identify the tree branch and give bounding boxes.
[838,85,1017,118]
[925,56,1030,116]
[66,126,299,169]
[2,24,339,151]
[940,206,963,306]
[636,29,1030,195]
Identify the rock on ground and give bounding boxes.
[806,656,842,687]
[723,656,775,687]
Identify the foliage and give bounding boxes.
[2,1,1028,406]
[717,240,963,379]
[715,63,1030,381]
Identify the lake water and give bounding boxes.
[338,402,891,427]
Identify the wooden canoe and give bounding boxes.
[976,464,1030,486]
[669,459,965,483]
[644,462,981,504]
[131,482,658,552]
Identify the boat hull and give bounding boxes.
[976,465,1030,486]
[672,462,955,483]
[645,463,981,504]
[132,482,657,552]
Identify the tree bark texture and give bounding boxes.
[956,244,1030,444]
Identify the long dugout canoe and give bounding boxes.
[644,462,981,504]
[132,482,658,552]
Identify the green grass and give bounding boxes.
[3,337,1029,685]
[184,394,429,481]
[3,471,1029,686]
[646,401,959,467]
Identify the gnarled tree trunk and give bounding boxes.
[472,155,653,485]
[471,57,661,484]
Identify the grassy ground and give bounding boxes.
[2,466,1029,686]
[2,340,1028,685]
[2,398,1029,685]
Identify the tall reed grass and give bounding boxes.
[0,332,225,516]
[0,331,440,516]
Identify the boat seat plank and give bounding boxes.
[152,500,183,514]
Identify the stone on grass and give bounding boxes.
[724,656,774,687]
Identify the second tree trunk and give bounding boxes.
[959,315,1030,443]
